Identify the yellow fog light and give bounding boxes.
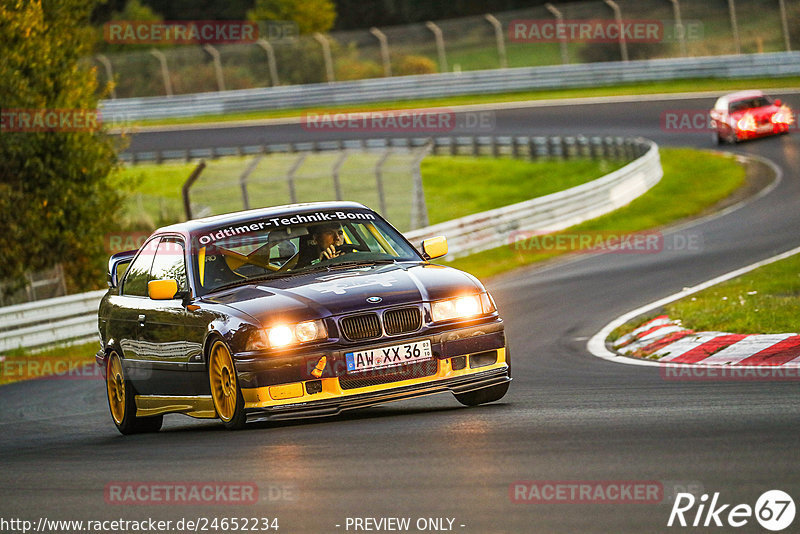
[269,383,304,400]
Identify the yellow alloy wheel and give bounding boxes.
[209,341,239,422]
[107,353,126,425]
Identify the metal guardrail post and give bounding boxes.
[202,44,226,92]
[314,33,336,83]
[425,21,448,73]
[182,160,206,220]
[95,54,116,99]
[484,14,508,69]
[545,3,569,65]
[256,38,280,86]
[369,27,392,77]
[604,0,629,62]
[149,49,173,97]
[727,0,741,54]
[668,0,688,57]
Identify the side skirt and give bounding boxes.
[135,395,217,419]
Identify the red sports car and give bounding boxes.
[710,90,793,144]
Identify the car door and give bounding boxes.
[135,236,198,396]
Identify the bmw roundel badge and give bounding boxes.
[367,296,382,303]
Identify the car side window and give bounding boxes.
[121,239,159,297]
[150,238,188,292]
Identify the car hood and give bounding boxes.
[203,263,484,326]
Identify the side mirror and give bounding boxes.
[148,279,179,300]
[421,236,448,260]
[774,99,782,107]
[107,249,137,288]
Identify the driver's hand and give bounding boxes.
[320,244,342,260]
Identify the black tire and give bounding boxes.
[712,130,723,145]
[106,352,163,435]
[208,340,247,430]
[454,381,510,407]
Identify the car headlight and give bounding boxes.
[431,293,497,323]
[737,114,756,132]
[247,319,328,350]
[771,107,793,125]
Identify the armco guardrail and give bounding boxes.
[1,136,660,352]
[101,52,800,122]
[405,138,661,257]
[0,290,106,353]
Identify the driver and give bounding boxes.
[312,222,346,261]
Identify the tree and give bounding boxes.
[248,0,336,35]
[0,0,127,296]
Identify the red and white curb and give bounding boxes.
[614,315,800,367]
[587,241,800,369]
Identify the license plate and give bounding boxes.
[757,124,773,133]
[346,340,432,373]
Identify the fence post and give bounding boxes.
[484,14,508,69]
[95,54,116,99]
[286,152,307,204]
[779,0,791,52]
[202,44,226,92]
[314,33,336,82]
[369,27,392,77]
[603,1,628,62]
[332,150,347,200]
[545,3,569,65]
[410,140,432,230]
[668,0,688,57]
[239,154,264,210]
[727,0,741,54]
[149,49,173,97]
[374,150,390,216]
[182,160,207,220]
[425,21,449,73]
[256,38,280,86]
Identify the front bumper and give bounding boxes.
[238,319,509,422]
[242,360,510,423]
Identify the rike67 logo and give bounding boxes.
[668,490,795,531]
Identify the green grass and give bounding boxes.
[421,157,625,224]
[127,76,800,128]
[663,253,800,334]
[443,148,746,279]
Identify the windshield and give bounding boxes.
[192,209,422,293]
[729,97,771,113]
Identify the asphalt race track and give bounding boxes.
[2,94,800,533]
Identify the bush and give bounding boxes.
[394,54,437,75]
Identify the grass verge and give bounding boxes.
[443,148,746,279]
[663,253,800,334]
[128,76,800,128]
[0,342,99,386]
